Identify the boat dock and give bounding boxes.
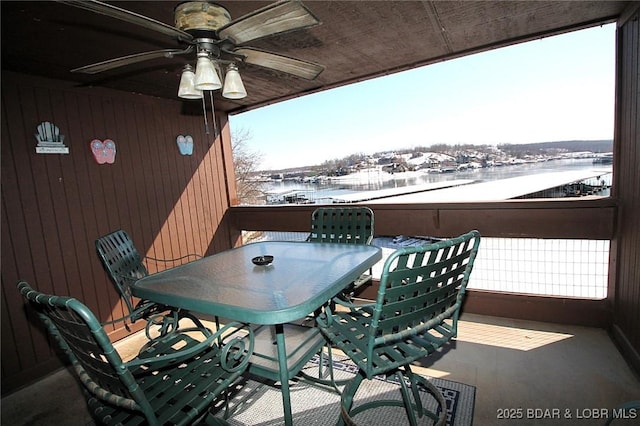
[264,169,612,205]
[329,179,476,203]
[361,169,611,203]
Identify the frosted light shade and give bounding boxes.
[178,65,202,99]
[222,64,247,99]
[194,55,222,90]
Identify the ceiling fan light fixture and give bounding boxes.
[58,0,325,99]
[222,63,247,99]
[178,65,203,99]
[194,53,222,90]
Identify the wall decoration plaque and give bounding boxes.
[35,122,69,154]
[90,139,117,164]
[177,135,194,155]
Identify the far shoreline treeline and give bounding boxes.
[263,139,613,174]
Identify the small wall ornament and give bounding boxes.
[176,135,194,155]
[35,121,69,154]
[90,139,117,164]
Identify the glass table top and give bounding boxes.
[132,240,382,324]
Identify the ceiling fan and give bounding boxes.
[57,0,325,84]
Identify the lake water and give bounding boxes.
[262,158,613,202]
[254,157,613,298]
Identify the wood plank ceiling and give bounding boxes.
[1,1,630,115]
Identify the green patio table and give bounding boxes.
[132,240,382,425]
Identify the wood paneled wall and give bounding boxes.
[1,72,236,393]
[611,6,640,376]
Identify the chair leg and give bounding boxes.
[406,365,425,417]
[396,370,420,425]
[410,371,448,426]
[338,371,365,426]
[322,345,344,392]
[338,368,447,426]
[299,345,353,393]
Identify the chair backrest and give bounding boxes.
[95,229,148,315]
[17,281,158,422]
[366,230,480,366]
[308,206,374,244]
[18,281,251,425]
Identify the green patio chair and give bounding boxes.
[17,281,254,426]
[308,206,374,245]
[95,229,207,339]
[317,230,481,426]
[300,207,376,383]
[307,206,375,295]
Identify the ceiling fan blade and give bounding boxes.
[218,1,320,45]
[56,0,193,42]
[72,47,194,74]
[234,47,324,80]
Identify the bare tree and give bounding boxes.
[232,128,265,205]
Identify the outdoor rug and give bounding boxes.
[212,354,475,425]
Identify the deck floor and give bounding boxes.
[2,313,638,425]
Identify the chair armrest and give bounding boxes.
[99,299,162,328]
[112,271,142,283]
[126,321,254,372]
[316,298,375,328]
[332,295,375,312]
[99,310,140,327]
[144,253,202,268]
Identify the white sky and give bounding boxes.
[229,23,616,170]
